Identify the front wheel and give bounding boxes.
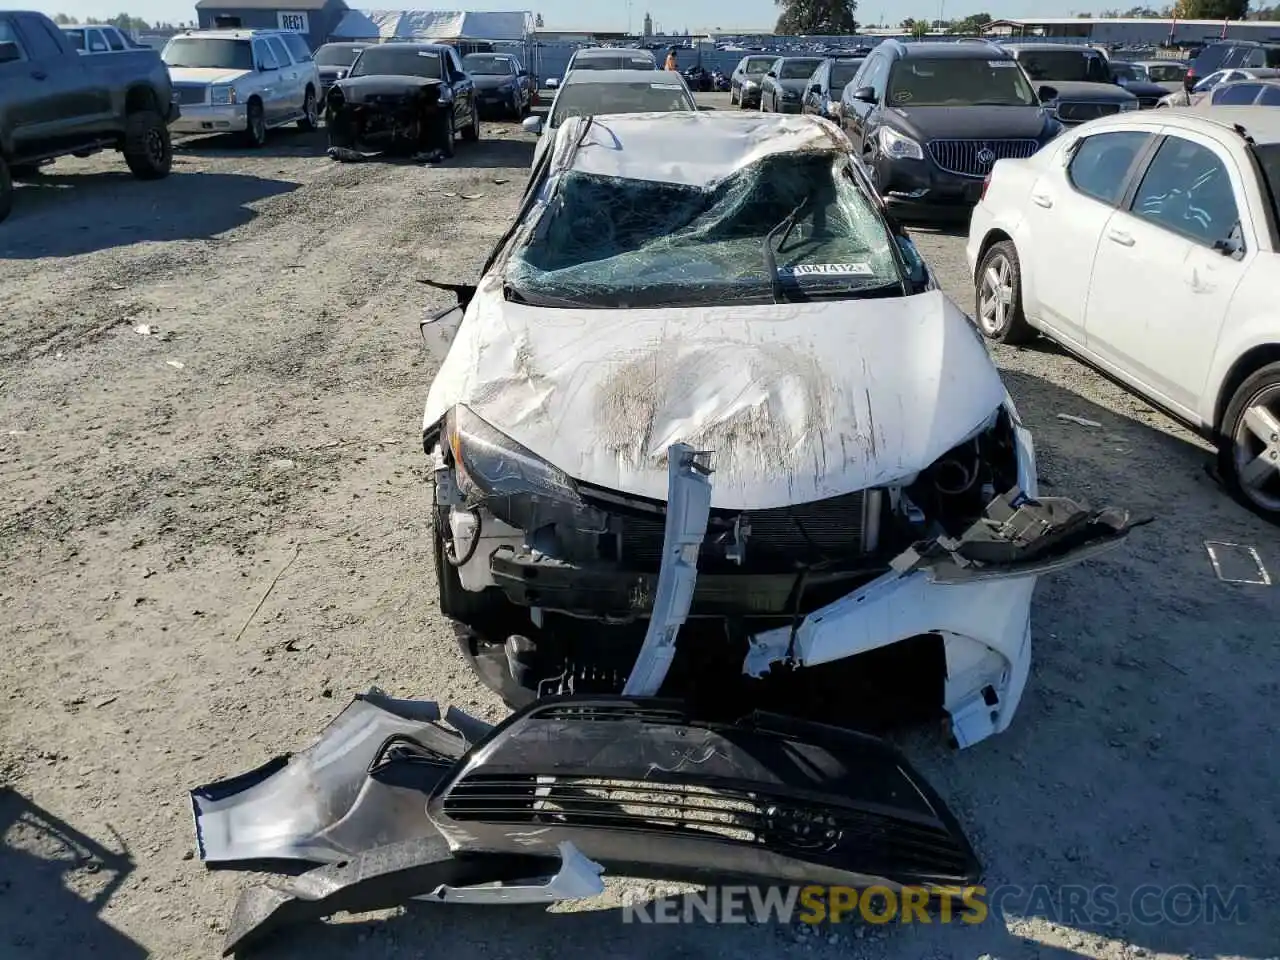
[730,85,738,105]
[461,99,480,142]
[0,157,12,224]
[122,110,172,180]
[1219,362,1280,524]
[975,241,1035,345]
[243,100,267,148]
[298,87,318,131]
[438,108,456,157]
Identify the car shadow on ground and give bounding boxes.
[174,126,329,158]
[907,220,971,240]
[0,170,299,259]
[0,788,142,959]
[451,135,535,168]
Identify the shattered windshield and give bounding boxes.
[162,38,254,70]
[506,152,902,309]
[348,47,442,79]
[465,53,515,75]
[887,58,1037,107]
[549,80,695,128]
[1016,50,1113,83]
[780,59,822,79]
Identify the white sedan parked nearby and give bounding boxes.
[967,107,1280,521]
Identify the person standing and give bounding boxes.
[664,46,678,71]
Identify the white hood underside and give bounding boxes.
[423,279,1007,510]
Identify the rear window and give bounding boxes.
[1198,43,1252,75]
[1016,49,1112,84]
[779,58,822,79]
[830,60,863,90]
[1146,63,1186,82]
[549,79,695,128]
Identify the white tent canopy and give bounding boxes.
[331,9,532,41]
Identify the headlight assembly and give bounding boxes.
[878,126,924,161]
[444,405,606,532]
[209,84,237,105]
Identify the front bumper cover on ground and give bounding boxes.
[194,694,981,954]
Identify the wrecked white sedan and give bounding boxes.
[421,111,1142,749]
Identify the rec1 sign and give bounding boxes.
[277,11,309,32]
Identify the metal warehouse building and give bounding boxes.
[193,0,350,50]
[983,16,1280,45]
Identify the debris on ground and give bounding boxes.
[1057,413,1103,428]
[1205,540,1272,585]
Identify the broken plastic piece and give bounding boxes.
[443,705,495,745]
[191,690,463,866]
[222,833,563,956]
[1205,540,1271,586]
[417,841,605,904]
[621,443,713,696]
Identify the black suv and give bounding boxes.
[839,40,1062,217]
[1001,43,1138,123]
[1185,39,1280,92]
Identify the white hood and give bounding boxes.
[423,279,1007,510]
[166,67,251,85]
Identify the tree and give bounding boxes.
[910,18,930,37]
[775,0,859,34]
[1172,0,1248,17]
[52,12,73,23]
[899,16,916,29]
[950,12,992,34]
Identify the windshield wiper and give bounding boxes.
[762,200,808,304]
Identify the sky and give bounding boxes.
[23,0,1150,32]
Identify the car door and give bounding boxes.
[803,61,827,114]
[0,18,49,156]
[266,36,300,116]
[841,53,886,151]
[446,48,472,128]
[12,13,111,147]
[252,39,282,123]
[1017,129,1153,349]
[1082,131,1255,419]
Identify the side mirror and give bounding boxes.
[766,70,777,78]
[1037,84,1059,102]
[1213,229,1245,258]
[809,83,822,95]
[853,86,877,103]
[522,115,543,135]
[260,62,277,72]
[0,40,21,64]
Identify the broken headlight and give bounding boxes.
[444,405,606,533]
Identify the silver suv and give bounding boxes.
[162,29,322,146]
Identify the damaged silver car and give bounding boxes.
[420,111,1144,750]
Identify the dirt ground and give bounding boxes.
[1,94,1276,960]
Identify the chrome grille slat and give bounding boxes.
[926,138,1041,178]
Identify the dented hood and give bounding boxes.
[422,279,1006,510]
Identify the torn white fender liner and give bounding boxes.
[743,489,1149,745]
[622,443,714,696]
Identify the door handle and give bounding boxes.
[1031,192,1052,208]
[1107,229,1135,247]
[31,70,48,80]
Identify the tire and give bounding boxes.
[730,85,738,105]
[1218,361,1280,524]
[438,108,456,158]
[461,99,480,142]
[243,99,267,148]
[122,109,172,180]
[0,157,12,224]
[974,240,1035,345]
[297,87,317,131]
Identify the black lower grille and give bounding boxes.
[1057,100,1121,123]
[442,774,975,877]
[615,490,868,571]
[1137,96,1160,108]
[926,138,1041,177]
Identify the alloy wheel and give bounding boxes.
[1231,384,1280,513]
[978,253,1014,335]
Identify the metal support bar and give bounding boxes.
[621,443,713,696]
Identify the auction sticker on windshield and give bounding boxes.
[778,263,875,277]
